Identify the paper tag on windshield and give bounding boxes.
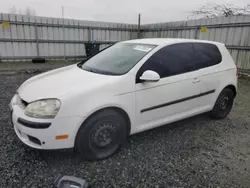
[134,45,152,52]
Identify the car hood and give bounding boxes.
[18,64,118,102]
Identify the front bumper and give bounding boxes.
[10,95,83,150]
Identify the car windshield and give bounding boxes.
[81,43,156,75]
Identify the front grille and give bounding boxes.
[17,118,51,129]
[27,135,42,145]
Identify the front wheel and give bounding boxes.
[210,88,235,119]
[75,109,128,160]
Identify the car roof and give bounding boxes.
[123,38,225,47]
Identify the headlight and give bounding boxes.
[25,99,61,119]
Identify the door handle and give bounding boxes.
[192,78,200,83]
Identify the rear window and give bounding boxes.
[192,43,222,69]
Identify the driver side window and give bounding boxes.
[136,43,194,83]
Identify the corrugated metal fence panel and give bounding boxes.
[0,13,137,61]
[1,13,249,71]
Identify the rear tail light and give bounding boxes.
[236,66,238,77]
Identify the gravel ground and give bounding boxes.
[0,71,250,188]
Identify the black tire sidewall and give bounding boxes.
[211,88,234,119]
[76,109,127,160]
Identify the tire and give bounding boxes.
[75,109,128,160]
[32,58,46,63]
[210,88,235,119]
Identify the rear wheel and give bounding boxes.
[76,109,127,160]
[210,88,235,119]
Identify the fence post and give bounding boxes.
[137,13,141,38]
[62,6,66,60]
[88,27,91,42]
[63,22,66,60]
[195,27,199,39]
[130,29,133,39]
[34,22,40,57]
[8,14,13,60]
[157,29,161,38]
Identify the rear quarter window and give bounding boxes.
[192,43,222,69]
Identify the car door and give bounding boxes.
[190,43,224,108]
[134,43,209,132]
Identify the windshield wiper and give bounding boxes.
[82,67,97,73]
[80,66,120,76]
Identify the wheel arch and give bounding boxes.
[75,106,131,146]
[212,83,237,109]
[224,84,237,98]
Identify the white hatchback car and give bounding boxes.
[10,38,237,160]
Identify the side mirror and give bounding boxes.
[140,70,160,82]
